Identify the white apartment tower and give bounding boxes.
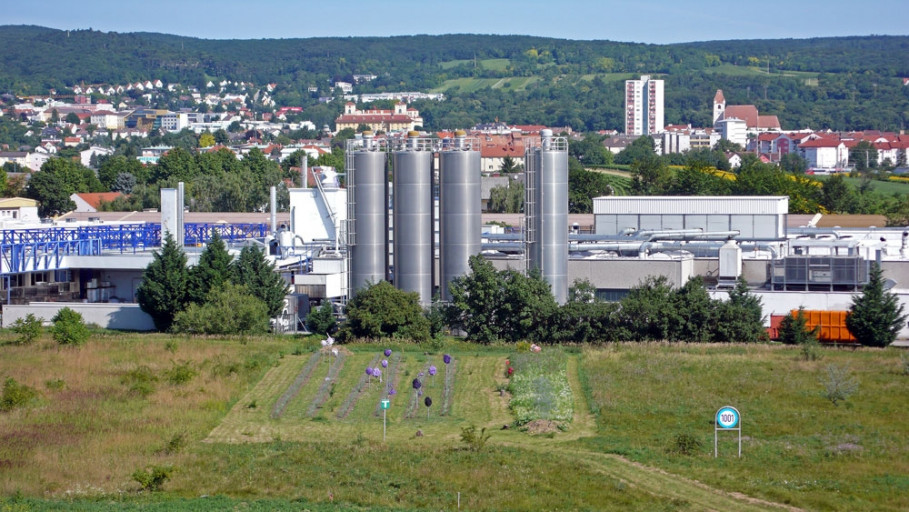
[624,75,664,136]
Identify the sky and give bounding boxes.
[6,0,908,44]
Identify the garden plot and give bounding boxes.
[206,348,587,445]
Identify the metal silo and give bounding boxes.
[392,135,433,305]
[439,133,481,302]
[525,129,569,304]
[347,136,389,296]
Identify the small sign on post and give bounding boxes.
[380,399,390,441]
[714,405,741,458]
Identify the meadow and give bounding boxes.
[0,332,906,511]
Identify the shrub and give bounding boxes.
[172,282,270,335]
[164,360,197,385]
[51,308,90,346]
[121,366,158,397]
[11,313,42,345]
[159,432,186,455]
[0,377,39,411]
[460,425,491,451]
[668,432,703,455]
[821,364,859,407]
[132,465,172,492]
[778,307,820,346]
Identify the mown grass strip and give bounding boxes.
[306,352,347,417]
[372,351,402,417]
[335,354,380,419]
[404,360,433,419]
[440,357,456,416]
[270,351,321,419]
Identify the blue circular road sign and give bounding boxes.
[716,406,739,429]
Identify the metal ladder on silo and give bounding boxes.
[523,147,537,274]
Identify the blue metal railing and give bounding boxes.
[0,222,268,275]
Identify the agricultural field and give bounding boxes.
[434,76,540,93]
[0,333,907,511]
[814,175,909,196]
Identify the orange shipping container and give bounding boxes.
[790,310,858,343]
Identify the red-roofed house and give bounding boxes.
[334,102,423,133]
[798,137,848,170]
[479,133,525,174]
[69,192,124,213]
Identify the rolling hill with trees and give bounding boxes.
[1,26,907,132]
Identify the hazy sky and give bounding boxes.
[6,0,907,44]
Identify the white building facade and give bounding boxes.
[624,75,664,136]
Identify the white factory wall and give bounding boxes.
[2,303,155,331]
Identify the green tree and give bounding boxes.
[172,282,270,335]
[65,112,81,125]
[568,133,612,166]
[51,307,90,346]
[713,277,767,342]
[232,245,288,318]
[780,153,808,174]
[342,281,430,343]
[152,147,199,182]
[487,181,524,213]
[137,233,189,332]
[499,155,521,173]
[306,301,337,335]
[27,157,103,216]
[569,163,614,213]
[615,135,656,165]
[670,277,716,342]
[849,140,878,172]
[630,155,670,195]
[846,262,907,347]
[778,307,820,345]
[188,231,233,304]
[614,276,677,341]
[821,173,856,213]
[447,255,556,343]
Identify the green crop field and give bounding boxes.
[1,333,907,511]
[814,175,909,196]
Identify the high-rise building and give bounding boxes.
[624,75,664,136]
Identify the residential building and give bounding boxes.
[334,102,423,133]
[624,75,664,136]
[70,192,124,213]
[716,118,748,147]
[478,133,525,174]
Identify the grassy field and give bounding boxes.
[433,76,539,93]
[438,58,511,71]
[1,333,907,510]
[814,175,909,196]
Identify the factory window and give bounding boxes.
[595,289,629,302]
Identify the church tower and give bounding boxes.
[713,89,726,125]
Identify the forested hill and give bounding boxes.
[2,26,907,132]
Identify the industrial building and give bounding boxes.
[3,131,909,339]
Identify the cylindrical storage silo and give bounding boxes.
[348,146,388,296]
[526,130,569,304]
[392,141,433,305]
[439,139,481,302]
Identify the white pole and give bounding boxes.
[383,408,387,442]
